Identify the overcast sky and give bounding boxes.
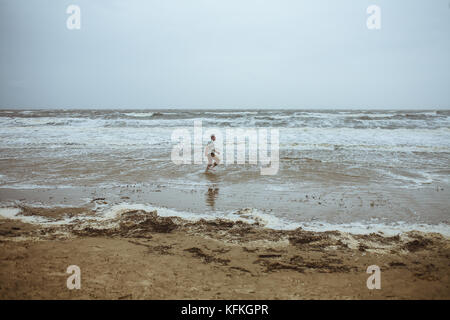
[0,0,449,109]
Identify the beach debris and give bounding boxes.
[184,247,230,265]
[72,209,177,237]
[402,238,432,252]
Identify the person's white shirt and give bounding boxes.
[205,140,215,156]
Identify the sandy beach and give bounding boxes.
[1,205,449,300]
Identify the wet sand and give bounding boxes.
[0,206,449,299]
[1,183,449,228]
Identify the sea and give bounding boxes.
[0,109,449,235]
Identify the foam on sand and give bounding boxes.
[2,204,448,237]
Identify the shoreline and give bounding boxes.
[0,205,449,299]
[1,186,449,237]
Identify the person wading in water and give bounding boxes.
[205,134,220,172]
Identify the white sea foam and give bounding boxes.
[1,204,449,236]
[0,207,59,225]
[297,221,450,237]
[0,207,22,219]
[123,112,155,117]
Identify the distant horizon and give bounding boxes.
[1,106,449,111]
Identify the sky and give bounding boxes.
[0,0,449,109]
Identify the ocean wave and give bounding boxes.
[1,109,449,130]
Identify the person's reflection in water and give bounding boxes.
[206,185,219,208]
